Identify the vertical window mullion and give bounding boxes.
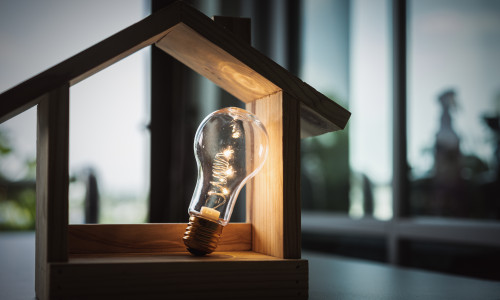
[389,0,408,265]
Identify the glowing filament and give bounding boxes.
[207,148,234,210]
[223,149,233,158]
[231,121,241,139]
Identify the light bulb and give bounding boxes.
[183,107,269,255]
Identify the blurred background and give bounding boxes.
[1,0,499,281]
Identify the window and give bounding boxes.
[408,0,500,220]
[300,0,351,214]
[300,0,393,220]
[69,47,150,224]
[0,0,150,227]
[301,0,500,281]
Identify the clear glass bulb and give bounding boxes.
[183,107,269,255]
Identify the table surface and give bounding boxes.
[1,232,499,300]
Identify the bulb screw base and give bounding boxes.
[183,215,223,256]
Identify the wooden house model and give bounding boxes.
[0,2,350,299]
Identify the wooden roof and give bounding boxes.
[0,1,350,137]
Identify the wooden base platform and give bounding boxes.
[47,251,308,299]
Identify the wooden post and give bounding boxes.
[247,91,301,259]
[36,83,70,300]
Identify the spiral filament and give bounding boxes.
[207,148,234,209]
[231,121,241,138]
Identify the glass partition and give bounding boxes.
[408,0,500,220]
[300,0,392,220]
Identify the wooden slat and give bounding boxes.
[36,84,70,300]
[49,253,308,299]
[246,91,301,259]
[69,251,282,262]
[156,23,281,103]
[68,223,251,254]
[282,92,302,258]
[0,2,181,124]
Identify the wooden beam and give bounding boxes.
[212,16,251,46]
[35,83,70,300]
[156,3,350,134]
[246,91,301,259]
[156,23,280,103]
[68,223,251,254]
[49,252,308,300]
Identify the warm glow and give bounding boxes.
[219,62,269,95]
[230,120,241,138]
[200,206,220,221]
[223,148,233,158]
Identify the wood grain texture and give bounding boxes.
[282,92,302,258]
[156,23,281,103]
[36,84,70,300]
[50,252,308,299]
[68,223,251,254]
[69,251,284,262]
[246,92,301,259]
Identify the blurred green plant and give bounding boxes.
[301,93,350,212]
[0,130,36,231]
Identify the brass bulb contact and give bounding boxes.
[183,215,223,255]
